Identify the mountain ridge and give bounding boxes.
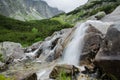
[0,0,62,21]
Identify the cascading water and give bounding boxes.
[62,20,112,66]
[62,22,89,65]
[34,20,112,80]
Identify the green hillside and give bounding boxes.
[0,15,72,46]
[53,0,120,24]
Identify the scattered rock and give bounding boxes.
[49,64,80,79]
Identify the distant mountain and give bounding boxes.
[0,0,62,21]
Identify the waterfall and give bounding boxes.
[62,22,88,65]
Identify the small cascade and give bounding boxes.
[62,22,89,65]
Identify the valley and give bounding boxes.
[0,0,120,80]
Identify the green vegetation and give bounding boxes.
[0,15,72,46]
[0,74,14,80]
[54,0,120,24]
[0,0,119,46]
[57,71,71,80]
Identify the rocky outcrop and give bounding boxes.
[49,64,80,79]
[95,24,120,79]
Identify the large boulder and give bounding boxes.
[49,64,80,79]
[95,24,120,79]
[80,25,103,65]
[0,42,25,64]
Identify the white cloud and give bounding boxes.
[43,0,88,13]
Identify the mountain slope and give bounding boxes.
[0,14,72,46]
[53,0,120,24]
[0,0,62,21]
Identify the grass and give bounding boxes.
[56,70,71,80]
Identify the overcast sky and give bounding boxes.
[43,0,88,13]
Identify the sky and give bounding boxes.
[43,0,88,13]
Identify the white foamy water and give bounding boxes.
[62,22,88,65]
[62,20,112,66]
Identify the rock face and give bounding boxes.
[0,0,62,21]
[80,26,102,65]
[79,20,112,66]
[95,24,120,79]
[49,64,80,79]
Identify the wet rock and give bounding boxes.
[24,41,42,53]
[46,38,63,62]
[22,73,37,80]
[95,24,120,79]
[80,26,102,65]
[38,28,72,62]
[49,64,80,79]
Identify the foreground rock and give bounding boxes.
[95,24,120,79]
[49,64,80,79]
[0,42,25,64]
